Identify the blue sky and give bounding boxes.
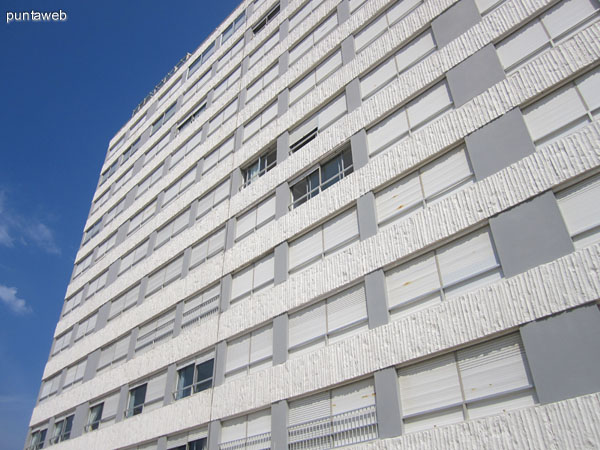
[0,1,240,447]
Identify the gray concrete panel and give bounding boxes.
[214,341,227,387]
[137,276,149,306]
[357,192,378,241]
[341,36,355,65]
[272,314,289,365]
[346,78,362,113]
[351,129,369,171]
[231,168,244,195]
[181,247,192,280]
[157,436,168,450]
[95,302,110,333]
[278,89,290,117]
[163,364,177,406]
[374,368,403,438]
[155,191,166,216]
[490,191,574,277]
[115,222,129,246]
[279,51,290,76]
[146,231,157,259]
[280,19,289,41]
[132,154,145,177]
[337,0,351,24]
[106,260,120,288]
[127,328,139,361]
[465,108,535,180]
[115,385,129,424]
[275,182,290,219]
[220,274,232,313]
[70,402,89,439]
[521,303,600,404]
[234,126,245,153]
[83,349,100,383]
[365,269,389,329]
[172,301,184,339]
[42,417,55,448]
[225,218,237,251]
[431,0,481,48]
[274,242,289,285]
[446,45,505,107]
[271,401,289,450]
[208,420,222,450]
[277,132,290,164]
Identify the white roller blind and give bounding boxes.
[319,95,346,130]
[386,253,441,310]
[327,284,367,332]
[323,209,359,252]
[395,30,435,74]
[557,173,600,241]
[354,14,387,52]
[190,240,208,267]
[577,69,600,111]
[208,228,226,254]
[257,196,276,225]
[247,409,271,436]
[101,392,120,420]
[541,0,597,39]
[437,228,498,286]
[164,255,184,283]
[421,147,472,199]
[146,268,164,294]
[331,378,375,415]
[113,335,130,362]
[289,302,326,348]
[376,172,422,224]
[457,333,531,401]
[289,391,331,425]
[250,325,273,363]
[289,228,322,270]
[253,254,274,289]
[187,427,209,442]
[361,57,396,98]
[98,343,114,369]
[407,82,452,129]
[146,372,167,403]
[398,353,463,416]
[367,107,408,155]
[226,335,250,372]
[496,20,548,70]
[214,179,231,204]
[236,208,256,238]
[231,266,253,300]
[167,432,187,448]
[221,416,246,443]
[173,209,190,235]
[155,224,171,248]
[290,116,318,147]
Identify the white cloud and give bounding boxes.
[0,285,32,315]
[0,190,60,255]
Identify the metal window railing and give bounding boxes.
[219,431,272,450]
[173,376,214,400]
[287,405,377,450]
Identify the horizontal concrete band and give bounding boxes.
[33,116,600,423]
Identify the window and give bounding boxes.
[163,167,196,206]
[167,428,208,450]
[91,188,110,214]
[151,102,177,135]
[183,69,212,106]
[288,378,377,449]
[156,209,191,249]
[202,135,235,176]
[157,77,182,109]
[218,37,245,73]
[174,353,215,400]
[495,0,599,73]
[557,172,600,250]
[246,63,278,103]
[208,98,238,136]
[95,232,117,262]
[104,198,125,227]
[242,148,276,187]
[189,227,227,270]
[243,101,278,142]
[290,147,353,209]
[375,145,474,228]
[360,29,436,99]
[289,283,367,358]
[252,3,279,35]
[52,328,73,356]
[221,11,246,45]
[39,374,60,401]
[136,165,163,198]
[235,194,276,242]
[62,289,83,317]
[353,0,422,53]
[146,254,185,296]
[86,270,108,299]
[366,80,453,156]
[108,284,140,320]
[130,113,147,134]
[28,428,47,450]
[112,167,133,194]
[196,179,231,220]
[248,30,279,69]
[213,65,242,102]
[122,137,141,164]
[108,134,125,157]
[82,219,101,244]
[398,333,536,433]
[100,160,118,186]
[128,200,158,234]
[144,134,170,167]
[225,324,273,379]
[97,334,130,373]
[135,308,176,354]
[522,67,599,146]
[289,49,342,105]
[62,359,86,391]
[230,253,275,303]
[119,239,149,275]
[289,94,347,153]
[386,227,501,319]
[86,403,103,432]
[289,13,338,66]
[75,312,98,341]
[50,415,74,444]
[182,284,220,329]
[289,0,327,34]
[189,42,215,76]
[125,384,147,418]
[220,409,271,450]
[178,100,207,134]
[73,252,93,279]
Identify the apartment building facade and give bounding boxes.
[25,0,600,448]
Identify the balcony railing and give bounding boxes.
[219,431,271,450]
[288,405,377,450]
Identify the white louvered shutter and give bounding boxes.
[155,223,172,248]
[437,228,498,286]
[208,228,226,255]
[250,325,273,364]
[290,116,318,148]
[289,302,326,348]
[407,82,452,129]
[197,191,214,218]
[289,228,322,270]
[331,378,375,415]
[102,392,120,422]
[113,334,130,362]
[167,432,187,448]
[386,252,441,310]
[172,209,191,236]
[146,372,167,404]
[361,57,396,98]
[376,172,422,224]
[164,255,184,284]
[187,427,209,443]
[214,179,231,205]
[231,266,253,300]
[257,195,276,225]
[253,255,274,289]
[421,147,472,200]
[190,240,208,267]
[398,353,462,416]
[221,416,246,443]
[557,173,600,248]
[395,30,436,74]
[367,107,408,155]
[226,335,250,373]
[133,240,149,264]
[319,95,346,130]
[247,409,271,437]
[98,343,114,370]
[327,284,367,332]
[237,208,257,239]
[289,391,331,425]
[323,209,359,252]
[109,295,124,320]
[146,269,164,294]
[124,285,140,310]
